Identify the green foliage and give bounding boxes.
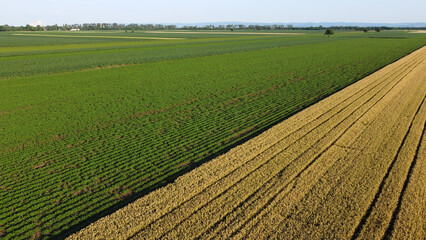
[0,33,344,79]
[0,31,424,239]
[375,28,381,32]
[324,29,334,36]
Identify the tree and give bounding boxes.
[375,27,381,32]
[362,28,368,33]
[26,24,36,31]
[324,29,334,37]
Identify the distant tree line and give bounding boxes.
[0,23,178,31]
[0,23,425,32]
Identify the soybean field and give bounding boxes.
[0,30,425,239]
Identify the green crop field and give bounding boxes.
[0,30,425,239]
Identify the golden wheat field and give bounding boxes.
[68,46,426,240]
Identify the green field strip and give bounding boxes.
[0,36,403,79]
[11,33,186,40]
[0,36,298,57]
[1,87,346,202]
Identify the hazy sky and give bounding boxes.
[1,0,425,26]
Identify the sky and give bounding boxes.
[0,0,425,26]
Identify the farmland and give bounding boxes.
[0,30,425,239]
[69,45,426,240]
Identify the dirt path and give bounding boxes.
[68,46,426,240]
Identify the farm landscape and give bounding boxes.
[0,29,425,240]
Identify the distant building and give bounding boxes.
[70,28,80,31]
